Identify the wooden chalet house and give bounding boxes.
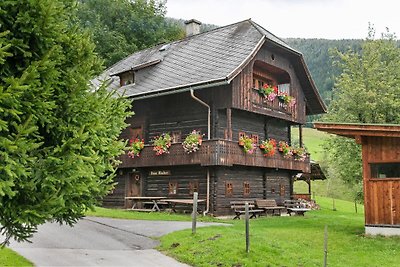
[94,19,326,215]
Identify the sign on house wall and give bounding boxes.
[149,170,171,176]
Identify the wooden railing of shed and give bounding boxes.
[119,139,310,172]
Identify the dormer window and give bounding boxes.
[119,71,135,87]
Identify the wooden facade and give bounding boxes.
[99,20,326,215]
[314,123,400,235]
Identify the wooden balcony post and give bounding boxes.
[226,108,232,140]
[299,125,303,148]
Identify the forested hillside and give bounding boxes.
[285,38,363,106]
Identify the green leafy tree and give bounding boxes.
[322,27,400,189]
[0,0,131,245]
[76,0,185,67]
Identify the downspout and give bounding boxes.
[190,89,211,215]
[190,89,210,140]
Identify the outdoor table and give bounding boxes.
[124,196,167,211]
[164,199,206,213]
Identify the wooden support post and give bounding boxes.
[324,225,328,267]
[354,199,358,214]
[299,125,303,148]
[245,202,250,253]
[226,108,232,140]
[192,192,198,235]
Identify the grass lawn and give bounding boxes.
[86,206,219,222]
[159,196,400,267]
[0,247,32,267]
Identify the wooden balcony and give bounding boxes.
[119,139,310,172]
[251,90,297,122]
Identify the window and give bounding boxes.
[271,188,275,194]
[225,182,233,197]
[253,76,273,89]
[130,127,143,140]
[243,182,250,196]
[278,83,290,94]
[189,181,199,195]
[119,71,135,86]
[168,181,178,195]
[251,134,259,144]
[171,131,181,143]
[370,163,400,178]
[280,184,285,196]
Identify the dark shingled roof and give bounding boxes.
[93,19,326,115]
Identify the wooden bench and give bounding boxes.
[255,199,285,216]
[284,199,311,216]
[230,200,263,219]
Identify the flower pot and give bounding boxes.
[238,140,244,146]
[259,144,265,149]
[277,95,285,103]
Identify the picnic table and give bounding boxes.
[125,196,167,212]
[230,200,264,219]
[164,198,206,213]
[284,199,311,216]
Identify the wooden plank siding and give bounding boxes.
[144,166,207,199]
[212,167,291,215]
[231,46,307,124]
[363,137,400,226]
[102,173,127,208]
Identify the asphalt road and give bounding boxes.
[9,216,227,267]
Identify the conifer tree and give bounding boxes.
[0,0,131,244]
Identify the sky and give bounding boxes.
[166,0,400,40]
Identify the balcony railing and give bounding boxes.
[251,88,297,121]
[119,139,310,172]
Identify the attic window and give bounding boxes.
[119,71,135,87]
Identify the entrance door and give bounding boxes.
[125,173,141,208]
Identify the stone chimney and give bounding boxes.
[184,19,202,37]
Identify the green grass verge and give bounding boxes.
[159,196,400,267]
[86,206,220,222]
[0,247,32,267]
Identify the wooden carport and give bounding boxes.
[314,122,400,236]
[292,161,326,200]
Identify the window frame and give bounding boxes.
[168,181,178,195]
[225,182,233,197]
[243,182,250,196]
[370,162,400,179]
[189,180,199,195]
